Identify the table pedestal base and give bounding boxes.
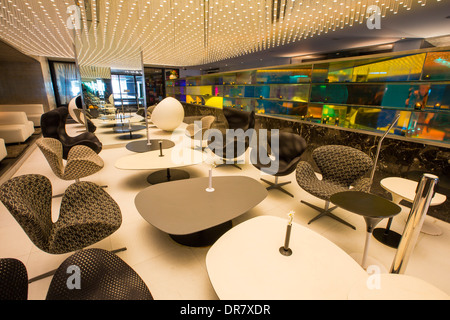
[373,228,402,248]
[147,169,190,184]
[169,221,233,247]
[118,133,143,140]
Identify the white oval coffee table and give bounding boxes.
[115,147,205,184]
[374,176,446,248]
[206,215,367,300]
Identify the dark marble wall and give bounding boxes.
[182,103,450,222]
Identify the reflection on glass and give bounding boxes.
[169,49,450,144]
[405,84,431,110]
[256,67,312,84]
[422,51,450,81]
[408,111,449,141]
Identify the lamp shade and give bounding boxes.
[151,97,185,132]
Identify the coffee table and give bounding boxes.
[206,215,367,299]
[115,147,205,184]
[135,176,268,246]
[330,191,401,270]
[125,139,175,153]
[113,124,146,140]
[374,176,447,248]
[348,274,449,300]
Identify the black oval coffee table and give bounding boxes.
[135,176,268,246]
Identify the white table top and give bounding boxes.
[206,215,367,300]
[381,177,446,206]
[348,274,449,300]
[115,147,205,170]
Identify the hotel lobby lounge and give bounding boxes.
[0,0,449,302]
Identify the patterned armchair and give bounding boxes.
[37,137,104,185]
[296,145,373,229]
[46,249,153,300]
[0,174,122,255]
[0,258,28,300]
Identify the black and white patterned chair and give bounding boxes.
[0,174,123,282]
[0,258,28,300]
[37,137,104,192]
[46,249,153,300]
[296,145,373,229]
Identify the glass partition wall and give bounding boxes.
[72,0,146,132]
[167,48,450,145]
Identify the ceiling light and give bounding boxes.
[0,0,441,67]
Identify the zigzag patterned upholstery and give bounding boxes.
[36,137,104,182]
[0,174,122,254]
[296,145,373,229]
[46,249,153,300]
[0,258,28,300]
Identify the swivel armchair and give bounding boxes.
[68,95,97,132]
[0,258,28,300]
[252,131,307,197]
[41,107,102,160]
[46,249,153,300]
[296,145,373,229]
[209,107,255,169]
[185,115,216,149]
[0,174,123,283]
[36,138,104,194]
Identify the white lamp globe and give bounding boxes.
[151,97,185,131]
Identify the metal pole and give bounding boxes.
[369,113,401,190]
[390,173,439,274]
[140,50,151,146]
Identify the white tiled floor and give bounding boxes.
[1,119,449,300]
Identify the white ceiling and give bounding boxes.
[0,0,449,70]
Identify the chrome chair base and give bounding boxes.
[301,200,356,230]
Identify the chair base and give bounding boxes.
[301,200,356,230]
[216,163,242,170]
[261,177,293,197]
[27,247,127,284]
[53,185,108,198]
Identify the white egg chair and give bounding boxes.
[151,97,185,132]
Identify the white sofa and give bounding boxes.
[0,104,44,127]
[0,138,7,161]
[0,112,35,144]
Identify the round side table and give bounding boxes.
[330,191,401,271]
[374,177,446,248]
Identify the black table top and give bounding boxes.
[330,191,401,219]
[113,125,146,133]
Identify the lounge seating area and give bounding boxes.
[0,104,44,127]
[0,104,449,301]
[0,112,35,144]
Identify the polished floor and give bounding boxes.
[1,117,449,300]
